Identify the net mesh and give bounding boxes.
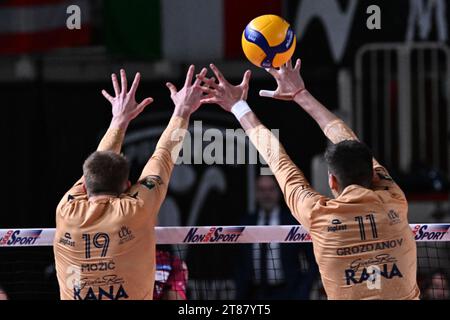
[0,225,449,300]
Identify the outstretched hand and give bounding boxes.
[196,64,251,112]
[259,58,305,101]
[102,69,153,125]
[166,65,208,117]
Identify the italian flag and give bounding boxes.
[104,0,283,60]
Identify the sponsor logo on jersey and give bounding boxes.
[345,263,403,285]
[0,230,42,246]
[59,232,75,247]
[413,224,450,241]
[327,219,347,232]
[284,226,311,242]
[118,226,135,245]
[75,274,124,289]
[183,227,245,243]
[348,254,398,273]
[387,210,401,225]
[73,284,128,300]
[336,238,403,256]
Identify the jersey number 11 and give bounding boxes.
[355,214,378,240]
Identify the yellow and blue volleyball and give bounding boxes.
[242,15,296,68]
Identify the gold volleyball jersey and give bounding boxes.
[54,116,187,300]
[246,119,420,300]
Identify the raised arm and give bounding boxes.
[259,60,351,140]
[259,59,387,167]
[197,64,326,229]
[58,69,152,202]
[99,69,153,153]
[138,65,207,192]
[260,59,402,195]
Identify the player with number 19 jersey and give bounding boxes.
[53,116,187,300]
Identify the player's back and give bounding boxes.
[54,183,157,300]
[309,181,420,300]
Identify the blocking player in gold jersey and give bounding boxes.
[198,60,419,300]
[54,66,207,300]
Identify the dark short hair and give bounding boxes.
[324,140,373,189]
[83,151,130,196]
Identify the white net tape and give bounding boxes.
[1,224,449,247]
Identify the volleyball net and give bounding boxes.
[0,224,449,300]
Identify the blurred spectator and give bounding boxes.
[0,285,8,300]
[153,249,189,300]
[421,268,450,300]
[234,175,318,300]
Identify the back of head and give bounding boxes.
[324,140,373,190]
[83,151,130,196]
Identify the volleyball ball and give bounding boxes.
[242,15,296,68]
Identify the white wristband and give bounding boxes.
[231,100,252,120]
